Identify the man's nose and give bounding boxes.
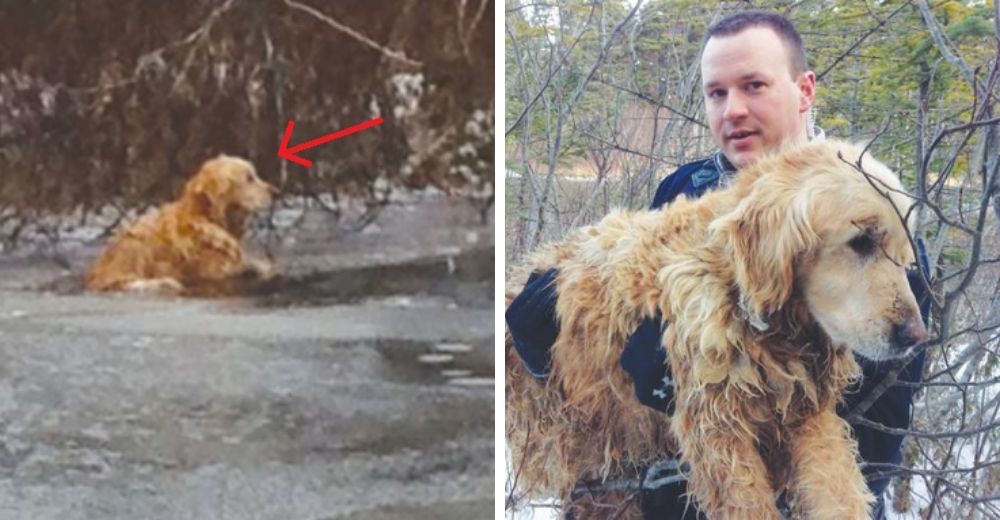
[723,92,749,120]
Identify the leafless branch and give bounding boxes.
[284,0,422,67]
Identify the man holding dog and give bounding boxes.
[506,10,928,519]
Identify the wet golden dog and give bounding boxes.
[506,139,927,519]
[85,155,278,294]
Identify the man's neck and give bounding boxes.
[713,151,737,174]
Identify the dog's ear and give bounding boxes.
[711,184,819,326]
[183,159,232,221]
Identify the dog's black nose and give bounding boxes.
[891,319,928,348]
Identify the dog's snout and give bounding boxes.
[891,319,928,349]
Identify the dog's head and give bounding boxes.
[182,155,278,231]
[711,139,927,361]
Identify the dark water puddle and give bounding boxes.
[321,338,493,455]
[372,338,493,387]
[244,247,493,309]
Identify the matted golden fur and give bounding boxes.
[506,139,926,519]
[85,155,278,294]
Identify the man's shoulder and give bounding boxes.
[651,157,716,209]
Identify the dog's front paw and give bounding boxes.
[242,257,275,280]
[124,277,184,294]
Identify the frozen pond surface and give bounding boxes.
[0,195,494,520]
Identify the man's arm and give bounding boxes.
[505,269,560,377]
[618,163,705,410]
[505,162,701,380]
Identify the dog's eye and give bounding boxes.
[848,233,876,256]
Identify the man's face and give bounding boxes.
[701,26,815,169]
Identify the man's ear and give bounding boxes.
[710,184,819,323]
[797,70,816,114]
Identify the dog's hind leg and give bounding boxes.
[787,410,875,519]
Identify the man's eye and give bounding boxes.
[708,89,725,99]
[747,81,765,91]
[848,233,876,256]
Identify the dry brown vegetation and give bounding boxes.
[0,0,494,242]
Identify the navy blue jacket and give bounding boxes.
[506,155,930,519]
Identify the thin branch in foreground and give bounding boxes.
[861,459,1000,479]
[592,78,707,128]
[852,415,1000,440]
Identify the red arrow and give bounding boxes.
[278,116,384,167]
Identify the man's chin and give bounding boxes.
[724,148,757,169]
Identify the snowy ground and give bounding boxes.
[0,194,493,519]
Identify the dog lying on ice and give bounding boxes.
[85,154,277,294]
[505,139,927,519]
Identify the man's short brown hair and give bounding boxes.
[704,10,809,77]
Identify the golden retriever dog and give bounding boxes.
[506,139,927,519]
[85,154,278,294]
